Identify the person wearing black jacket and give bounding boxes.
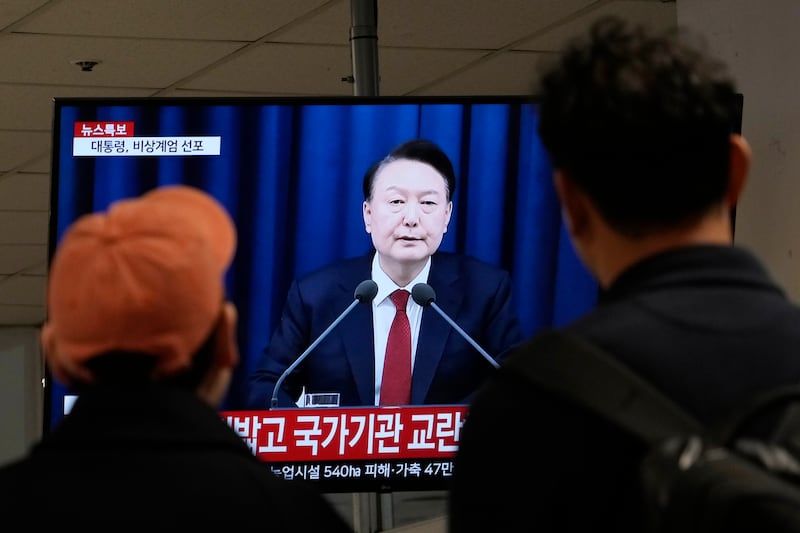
[0,185,352,531]
[449,16,800,533]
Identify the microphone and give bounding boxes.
[270,279,379,408]
[411,283,500,369]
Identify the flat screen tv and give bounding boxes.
[47,95,599,492]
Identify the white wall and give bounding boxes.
[0,327,43,464]
[679,0,800,300]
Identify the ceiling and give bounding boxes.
[0,0,676,327]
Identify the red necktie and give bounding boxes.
[380,289,411,405]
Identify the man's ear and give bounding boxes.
[553,170,590,238]
[196,302,239,407]
[40,323,54,361]
[39,323,64,382]
[213,302,239,369]
[363,200,373,234]
[727,134,751,207]
[40,322,94,386]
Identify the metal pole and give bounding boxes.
[349,7,382,525]
[349,0,379,96]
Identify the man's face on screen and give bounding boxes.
[363,158,452,270]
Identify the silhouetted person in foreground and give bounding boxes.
[449,16,800,533]
[0,185,353,530]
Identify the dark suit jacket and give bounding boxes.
[247,251,523,408]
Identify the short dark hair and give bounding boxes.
[362,139,457,202]
[536,16,740,236]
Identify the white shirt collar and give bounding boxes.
[370,253,431,305]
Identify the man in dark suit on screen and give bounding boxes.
[247,139,523,408]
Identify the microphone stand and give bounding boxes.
[426,302,500,369]
[269,298,363,409]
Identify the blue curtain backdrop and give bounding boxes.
[49,97,597,419]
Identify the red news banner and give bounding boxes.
[220,405,467,490]
[221,405,466,462]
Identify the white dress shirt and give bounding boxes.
[371,254,430,405]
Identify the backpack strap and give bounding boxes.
[712,385,800,443]
[503,329,706,444]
